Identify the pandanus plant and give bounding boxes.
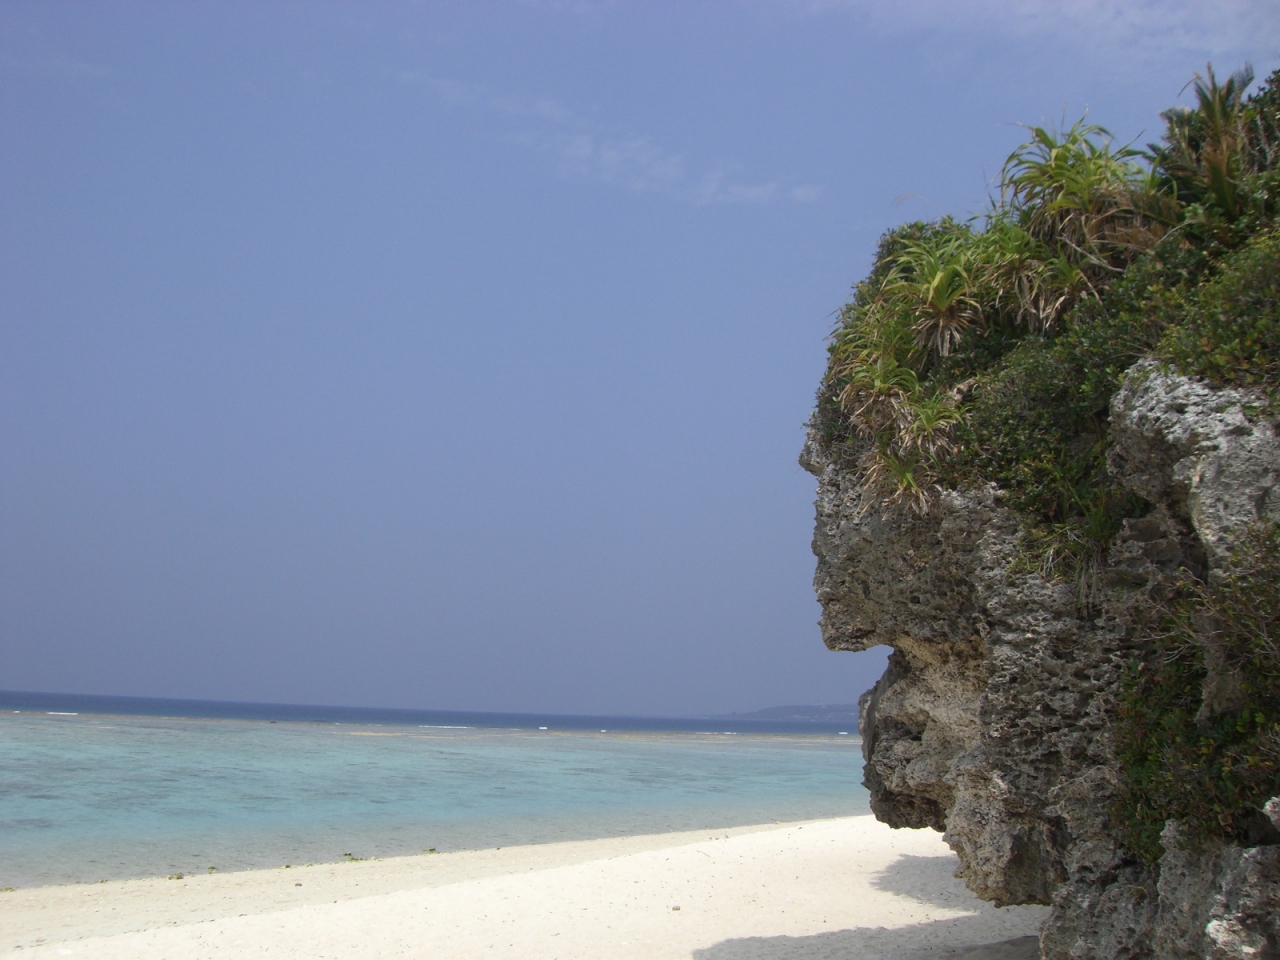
[1155,64,1256,222]
[1000,120,1167,279]
[835,348,920,431]
[853,386,966,515]
[880,236,983,357]
[972,219,1093,333]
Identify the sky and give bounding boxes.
[2,2,1278,717]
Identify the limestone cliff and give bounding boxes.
[803,361,1280,959]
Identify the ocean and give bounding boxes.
[0,691,868,889]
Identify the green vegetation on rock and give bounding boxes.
[1115,523,1280,862]
[816,64,1280,529]
[814,64,1280,860]
[1160,229,1280,388]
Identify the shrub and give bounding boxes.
[1160,229,1280,390]
[1114,524,1280,862]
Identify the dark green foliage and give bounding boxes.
[1155,65,1258,222]
[818,63,1280,536]
[1114,524,1280,863]
[1160,230,1280,389]
[821,121,1163,515]
[816,63,1280,862]
[946,298,1165,520]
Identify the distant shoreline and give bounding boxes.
[0,689,859,735]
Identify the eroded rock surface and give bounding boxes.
[803,362,1280,959]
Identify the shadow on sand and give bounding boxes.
[868,854,974,908]
[692,923,1039,960]
[692,850,1044,960]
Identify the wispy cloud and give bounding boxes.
[797,0,1279,69]
[401,73,821,205]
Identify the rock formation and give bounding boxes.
[802,361,1280,959]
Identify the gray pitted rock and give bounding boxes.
[1153,821,1280,960]
[804,362,1280,959]
[1109,360,1280,568]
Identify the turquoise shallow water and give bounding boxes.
[0,712,868,888]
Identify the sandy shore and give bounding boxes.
[0,816,1045,959]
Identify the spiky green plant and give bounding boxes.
[970,220,1092,332]
[1156,64,1256,221]
[859,446,932,516]
[881,236,982,357]
[1001,120,1168,279]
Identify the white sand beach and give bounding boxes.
[0,816,1045,960]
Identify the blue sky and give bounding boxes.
[2,2,1277,716]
